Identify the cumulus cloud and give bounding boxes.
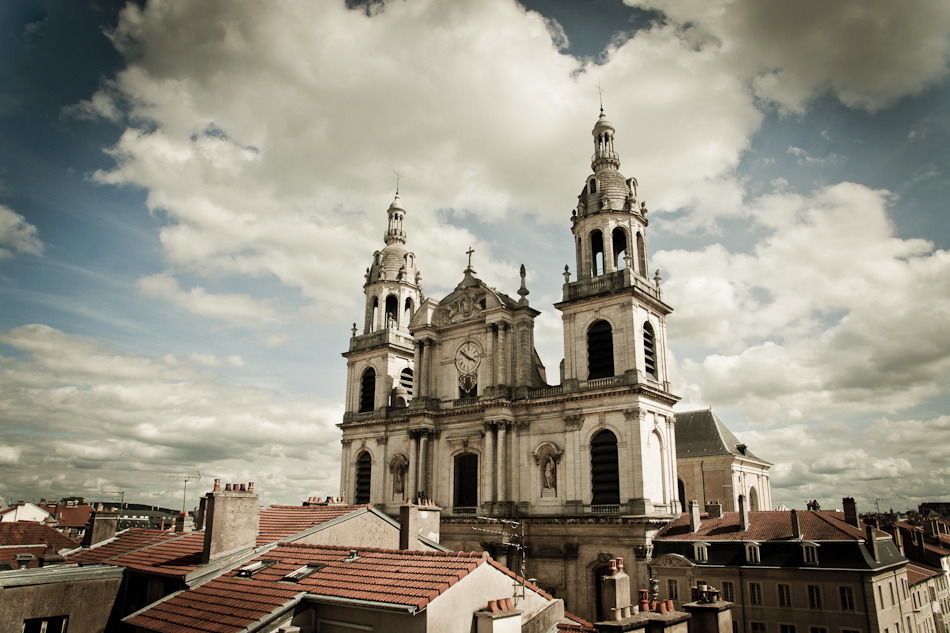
[0,325,341,506]
[0,204,43,259]
[628,0,950,111]
[137,273,285,328]
[658,182,950,421]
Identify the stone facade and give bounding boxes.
[338,109,767,620]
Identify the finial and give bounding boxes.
[518,264,529,305]
[351,323,357,337]
[393,169,401,196]
[654,269,662,287]
[596,79,605,113]
[563,265,571,283]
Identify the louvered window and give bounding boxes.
[587,320,614,380]
[590,430,620,505]
[359,368,375,413]
[454,453,478,508]
[643,322,658,379]
[355,452,372,504]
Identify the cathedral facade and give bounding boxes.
[339,110,763,619]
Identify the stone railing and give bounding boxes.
[349,327,414,353]
[590,504,621,515]
[450,506,478,516]
[528,385,563,398]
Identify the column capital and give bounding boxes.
[564,414,583,431]
[623,407,645,422]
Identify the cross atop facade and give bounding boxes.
[466,246,475,269]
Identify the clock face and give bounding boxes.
[455,341,481,373]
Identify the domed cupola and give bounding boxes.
[367,195,419,286]
[576,108,641,219]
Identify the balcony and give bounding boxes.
[348,327,414,353]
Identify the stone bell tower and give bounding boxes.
[341,194,423,504]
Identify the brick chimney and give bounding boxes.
[399,498,441,549]
[174,511,194,533]
[689,500,702,533]
[866,525,880,562]
[738,495,750,531]
[82,507,118,547]
[600,558,633,621]
[842,497,859,528]
[705,502,723,519]
[201,479,259,564]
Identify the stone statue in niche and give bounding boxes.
[543,455,557,490]
[390,455,408,496]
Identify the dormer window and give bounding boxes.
[589,178,598,194]
[746,543,761,564]
[694,542,709,563]
[282,563,327,582]
[237,559,277,577]
[802,543,819,565]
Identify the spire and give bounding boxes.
[591,108,620,170]
[384,194,407,246]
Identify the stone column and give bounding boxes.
[423,340,434,399]
[408,433,418,502]
[604,224,616,273]
[485,325,495,391]
[497,422,508,502]
[484,422,495,504]
[419,432,429,498]
[497,324,508,386]
[414,340,425,399]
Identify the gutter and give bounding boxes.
[306,593,419,614]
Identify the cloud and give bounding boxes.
[0,325,341,506]
[628,0,950,111]
[0,204,43,259]
[658,182,950,422]
[136,273,285,328]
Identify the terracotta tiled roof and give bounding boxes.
[0,521,79,550]
[106,532,206,576]
[0,545,49,569]
[257,504,368,545]
[125,544,489,633]
[559,612,596,631]
[907,562,942,585]
[68,528,180,565]
[656,510,879,541]
[40,503,94,528]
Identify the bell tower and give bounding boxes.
[557,108,673,392]
[341,195,422,445]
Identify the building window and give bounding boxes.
[359,367,376,412]
[591,229,605,276]
[355,451,372,504]
[643,322,658,379]
[587,319,614,379]
[590,178,597,194]
[780,625,796,633]
[668,579,679,601]
[840,586,856,611]
[746,543,761,564]
[453,453,478,508]
[590,429,620,505]
[722,581,735,602]
[810,628,827,633]
[803,544,818,565]
[751,623,767,633]
[612,227,629,269]
[778,584,792,608]
[842,629,862,633]
[750,583,763,606]
[399,367,414,399]
[890,583,896,606]
[808,585,822,610]
[22,616,68,633]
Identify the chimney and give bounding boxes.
[201,480,260,564]
[866,525,880,562]
[82,508,118,547]
[924,519,939,538]
[791,509,801,539]
[194,495,207,530]
[843,497,859,528]
[175,511,194,533]
[738,495,750,531]
[600,558,633,621]
[705,502,723,519]
[689,500,702,533]
[399,498,442,549]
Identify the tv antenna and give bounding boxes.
[474,516,528,605]
[160,472,202,513]
[100,489,126,508]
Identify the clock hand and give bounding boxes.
[461,351,474,361]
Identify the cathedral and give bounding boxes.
[338,109,770,620]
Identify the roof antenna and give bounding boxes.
[596,79,605,113]
[393,169,401,197]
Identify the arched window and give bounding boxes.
[355,451,372,504]
[590,430,620,505]
[454,453,478,508]
[749,486,759,511]
[643,322,658,379]
[587,320,614,380]
[385,295,398,328]
[589,178,597,194]
[645,430,664,504]
[590,230,604,276]
[636,232,647,276]
[403,297,414,325]
[677,479,686,512]
[371,297,379,332]
[359,368,376,413]
[612,227,628,269]
[399,367,414,399]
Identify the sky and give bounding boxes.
[1,0,949,514]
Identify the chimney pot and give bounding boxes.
[248,482,254,493]
[617,557,624,571]
[213,479,221,492]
